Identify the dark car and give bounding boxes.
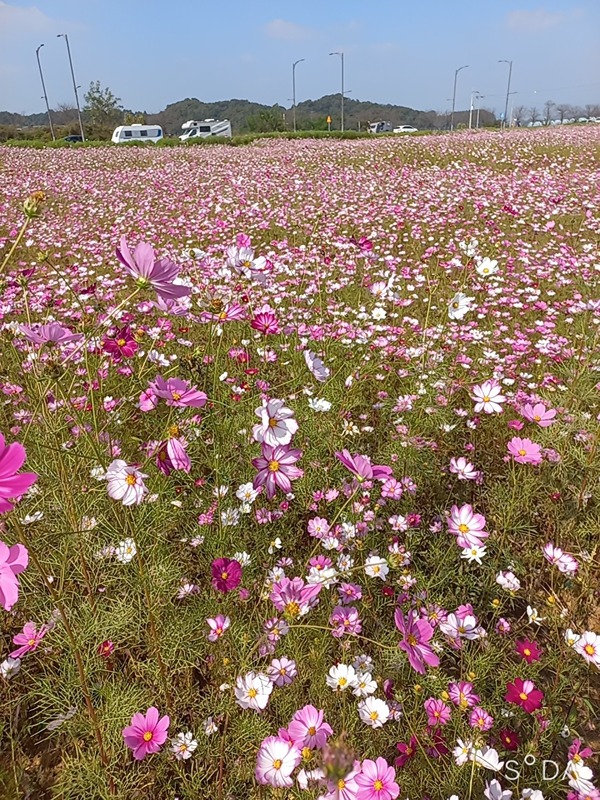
[63,135,83,143]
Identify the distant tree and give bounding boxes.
[585,104,600,119]
[513,105,526,126]
[83,81,123,126]
[529,106,540,125]
[543,100,555,125]
[124,111,146,125]
[555,104,571,123]
[52,102,78,125]
[247,107,286,133]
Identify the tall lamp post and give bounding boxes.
[499,60,513,128]
[329,51,344,131]
[292,58,305,133]
[451,64,469,131]
[35,44,55,141]
[57,33,85,141]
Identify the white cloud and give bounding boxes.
[264,18,316,41]
[0,1,55,37]
[506,7,572,32]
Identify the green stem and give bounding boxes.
[0,218,30,274]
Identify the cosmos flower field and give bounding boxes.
[0,127,599,800]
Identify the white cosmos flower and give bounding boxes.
[20,511,44,524]
[484,779,513,800]
[358,697,390,728]
[564,628,580,648]
[236,482,258,503]
[255,736,302,788]
[0,657,21,679]
[472,746,504,771]
[352,672,378,697]
[115,538,137,563]
[448,292,475,320]
[476,257,499,277]
[453,737,474,766]
[565,761,595,795]
[304,350,330,382]
[527,605,544,625]
[203,716,218,735]
[170,731,198,760]
[308,397,332,412]
[253,398,299,447]
[364,555,389,580]
[326,663,358,692]
[574,631,600,667]
[461,545,487,564]
[105,460,148,506]
[234,671,273,711]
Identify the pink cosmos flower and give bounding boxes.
[155,437,191,475]
[211,558,242,593]
[206,614,230,642]
[0,433,38,514]
[201,302,247,323]
[574,632,600,667]
[447,504,489,548]
[448,681,480,709]
[253,399,299,447]
[251,305,280,335]
[522,402,557,427]
[335,450,392,483]
[424,697,451,727]
[105,460,148,506]
[116,236,191,300]
[449,456,479,481]
[150,375,207,408]
[543,542,579,575]
[102,326,138,362]
[227,244,271,283]
[255,736,302,788]
[252,443,303,499]
[267,656,297,687]
[329,606,362,638]
[470,380,506,414]
[122,706,170,760]
[19,322,83,346]
[0,540,28,611]
[10,621,49,658]
[270,577,322,618]
[355,757,399,800]
[505,678,544,713]
[288,704,333,749]
[469,706,494,731]
[507,437,543,465]
[394,608,439,674]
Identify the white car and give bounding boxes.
[393,125,418,134]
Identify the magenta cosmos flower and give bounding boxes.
[116,236,191,301]
[102,326,138,362]
[155,437,191,475]
[250,305,280,335]
[252,443,303,500]
[447,503,489,548]
[211,558,242,593]
[505,678,544,713]
[424,697,451,727]
[515,639,542,663]
[105,460,148,506]
[507,437,543,465]
[521,402,556,427]
[150,375,207,408]
[255,736,302,788]
[122,706,170,760]
[335,450,392,483]
[0,433,38,514]
[355,757,399,800]
[10,620,49,658]
[0,540,28,611]
[19,322,83,346]
[287,704,333,749]
[394,608,439,674]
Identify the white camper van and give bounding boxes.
[179,119,232,141]
[112,124,163,144]
[368,121,392,134]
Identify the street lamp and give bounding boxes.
[329,51,345,132]
[475,92,485,128]
[499,59,513,128]
[469,90,481,129]
[451,64,468,131]
[292,58,305,133]
[57,33,85,141]
[35,44,55,141]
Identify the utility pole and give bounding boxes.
[451,64,469,131]
[329,51,345,131]
[499,60,513,129]
[57,33,85,141]
[292,59,305,133]
[35,44,55,141]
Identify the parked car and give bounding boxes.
[63,135,83,143]
[393,125,418,134]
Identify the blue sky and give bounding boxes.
[1,0,599,116]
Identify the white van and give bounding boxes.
[112,124,163,144]
[179,119,232,141]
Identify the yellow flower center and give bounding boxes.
[221,571,229,580]
[125,474,137,486]
[273,759,282,769]
[533,415,541,421]
[458,523,469,533]
[482,395,490,402]
[374,779,384,791]
[143,731,153,742]
[452,302,459,309]
[308,726,316,736]
[168,424,180,437]
[338,779,346,790]
[179,743,188,751]
[117,338,126,346]
[171,391,182,401]
[407,634,417,646]
[523,648,531,656]
[28,638,36,646]
[370,711,379,721]
[248,688,258,698]
[268,418,278,428]
[518,449,527,456]
[372,565,380,573]
[584,644,595,655]
[519,692,528,701]
[268,460,280,472]
[338,677,347,687]
[285,601,300,618]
